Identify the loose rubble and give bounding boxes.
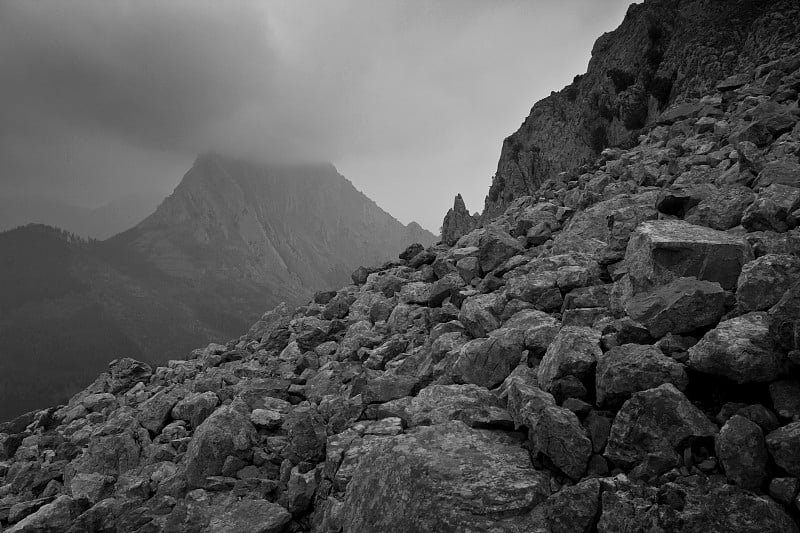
[1,0,800,531]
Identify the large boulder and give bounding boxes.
[477,226,524,274]
[688,312,784,384]
[716,415,767,490]
[184,406,257,488]
[766,422,800,477]
[598,476,797,533]
[171,391,220,428]
[625,220,751,293]
[538,326,601,393]
[737,254,800,312]
[452,330,524,389]
[685,185,755,230]
[522,478,601,533]
[504,271,562,312]
[206,499,292,533]
[596,344,688,409]
[742,184,800,233]
[137,387,184,435]
[605,384,717,469]
[624,277,727,338]
[769,280,800,352]
[6,495,88,533]
[501,309,560,358]
[66,409,149,483]
[502,366,557,429]
[754,158,800,189]
[458,293,504,338]
[531,405,592,480]
[340,421,550,532]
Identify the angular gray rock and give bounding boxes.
[538,326,601,393]
[716,415,768,490]
[452,331,524,389]
[605,384,717,469]
[688,312,784,383]
[767,422,800,477]
[340,421,550,532]
[737,254,800,312]
[598,476,797,533]
[531,405,592,480]
[596,343,688,408]
[625,220,752,293]
[184,406,257,488]
[458,293,504,338]
[624,277,727,338]
[769,280,800,352]
[477,225,524,274]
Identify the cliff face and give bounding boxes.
[483,0,800,218]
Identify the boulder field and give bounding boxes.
[2,0,800,531]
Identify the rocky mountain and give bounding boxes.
[0,157,434,420]
[2,0,800,531]
[113,153,435,304]
[483,0,800,218]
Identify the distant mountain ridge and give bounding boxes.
[0,191,164,239]
[0,156,435,419]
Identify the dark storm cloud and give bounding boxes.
[0,0,637,229]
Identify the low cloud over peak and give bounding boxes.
[0,0,635,230]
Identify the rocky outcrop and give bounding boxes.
[2,1,800,531]
[440,194,478,246]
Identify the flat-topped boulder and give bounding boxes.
[625,220,752,293]
[339,421,550,532]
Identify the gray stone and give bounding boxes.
[624,277,727,338]
[737,254,800,312]
[340,421,550,532]
[742,184,800,233]
[458,293,503,338]
[184,406,257,488]
[538,326,601,393]
[478,226,524,274]
[716,415,768,490]
[688,312,784,384]
[596,344,688,409]
[624,220,751,293]
[605,384,717,469]
[532,405,592,480]
[767,422,800,476]
[598,476,797,533]
[770,379,800,420]
[171,392,220,428]
[206,499,292,533]
[452,331,524,389]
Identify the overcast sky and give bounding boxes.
[0,0,636,232]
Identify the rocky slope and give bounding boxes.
[2,0,800,531]
[483,0,800,218]
[0,157,433,420]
